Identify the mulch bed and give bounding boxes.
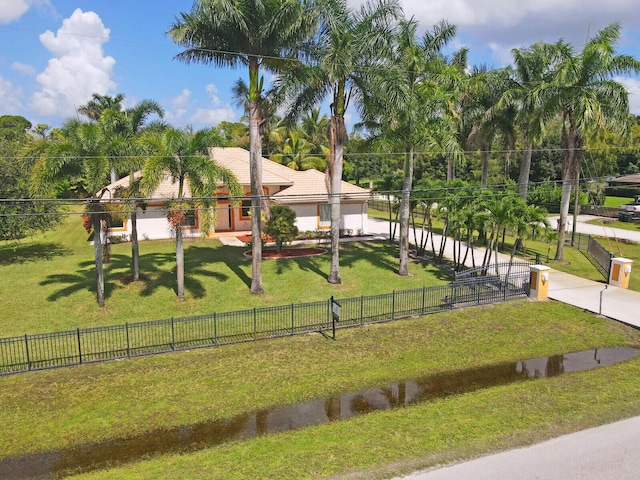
[244,247,327,259]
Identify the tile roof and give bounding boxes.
[610,173,640,184]
[101,147,370,203]
[271,168,371,204]
[210,147,295,186]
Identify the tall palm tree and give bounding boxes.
[498,43,562,200]
[541,23,640,260]
[140,128,243,301]
[461,67,514,188]
[168,0,316,295]
[278,0,400,284]
[30,118,112,307]
[359,18,462,276]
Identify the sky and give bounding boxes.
[2,0,640,132]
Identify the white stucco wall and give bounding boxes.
[109,201,368,240]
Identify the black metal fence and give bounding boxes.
[0,268,531,375]
[587,236,614,278]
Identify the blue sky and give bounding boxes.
[2,0,640,131]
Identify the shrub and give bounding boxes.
[264,204,299,253]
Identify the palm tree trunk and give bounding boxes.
[248,61,264,294]
[555,122,576,261]
[387,198,392,243]
[447,157,455,181]
[176,225,184,301]
[481,143,490,188]
[327,115,345,285]
[91,206,105,307]
[131,208,139,282]
[399,148,414,276]
[518,141,533,200]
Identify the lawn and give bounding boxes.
[604,196,634,208]
[0,300,638,479]
[0,213,449,336]
[586,216,640,233]
[2,211,640,479]
[368,206,640,292]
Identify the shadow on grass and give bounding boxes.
[40,249,219,303]
[38,239,454,304]
[188,245,252,289]
[0,242,69,266]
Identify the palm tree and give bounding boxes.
[497,43,561,200]
[77,93,125,121]
[140,128,243,301]
[359,18,462,276]
[168,0,316,295]
[278,0,400,284]
[231,78,281,157]
[541,23,640,260]
[30,118,112,307]
[300,108,330,155]
[79,93,165,184]
[461,67,515,188]
[271,129,326,170]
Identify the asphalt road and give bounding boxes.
[394,416,640,480]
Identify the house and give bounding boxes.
[101,147,370,241]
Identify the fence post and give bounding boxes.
[126,323,130,357]
[253,308,257,341]
[213,312,217,345]
[392,290,395,320]
[422,286,426,314]
[24,334,31,371]
[360,295,364,326]
[77,328,82,364]
[291,304,295,336]
[171,317,175,351]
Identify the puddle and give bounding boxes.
[1,346,638,479]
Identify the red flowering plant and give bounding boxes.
[82,213,93,234]
[166,201,190,231]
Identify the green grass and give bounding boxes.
[0,214,449,336]
[586,217,640,233]
[604,196,634,208]
[3,210,640,479]
[0,300,637,478]
[71,359,640,480]
[368,207,640,292]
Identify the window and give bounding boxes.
[241,199,252,219]
[319,203,331,228]
[108,216,124,229]
[183,209,197,227]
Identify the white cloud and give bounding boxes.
[616,77,640,115]
[0,0,29,24]
[347,0,640,67]
[0,0,55,24]
[0,75,24,113]
[12,61,36,76]
[205,83,221,106]
[165,85,237,127]
[164,89,191,121]
[191,105,236,125]
[30,8,115,117]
